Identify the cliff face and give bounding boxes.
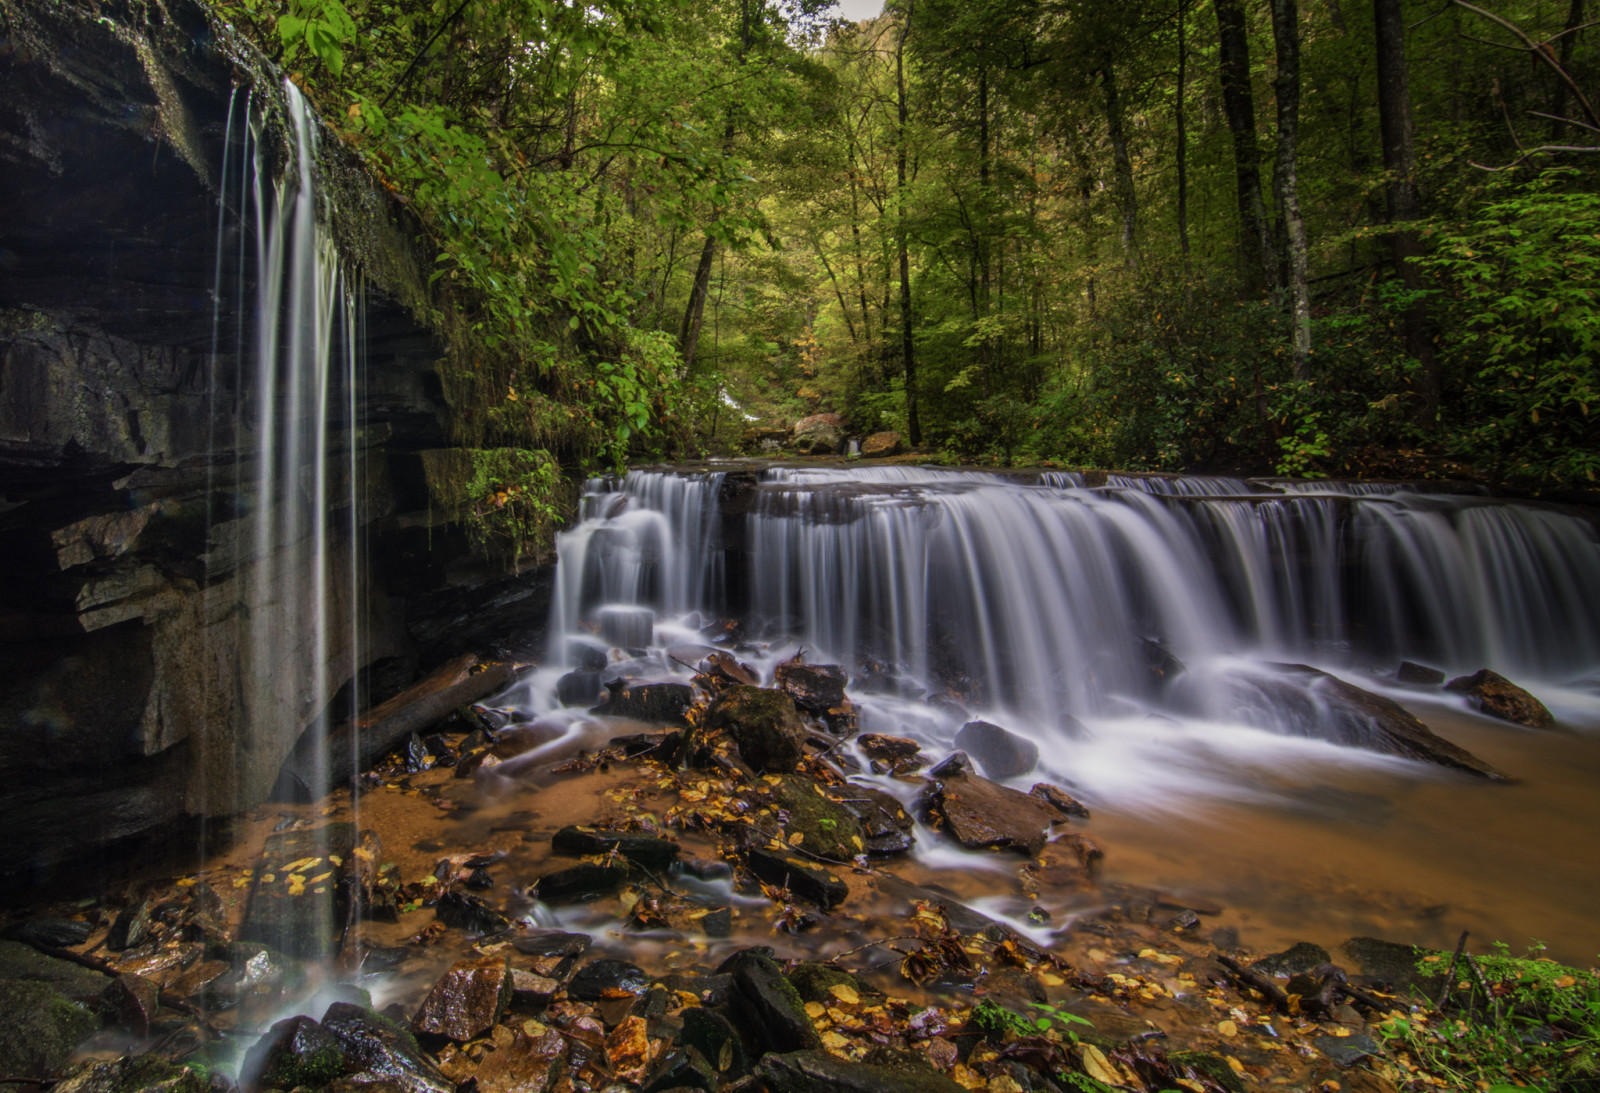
[0,0,546,884]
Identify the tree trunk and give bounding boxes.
[1100,57,1138,269]
[1374,0,1439,420]
[896,0,921,445]
[1176,0,1191,257]
[1551,0,1586,139]
[1271,0,1311,376]
[1214,0,1276,292]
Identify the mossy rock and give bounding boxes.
[1168,1051,1247,1093]
[0,978,99,1081]
[787,962,866,1004]
[772,776,866,861]
[54,1056,210,1093]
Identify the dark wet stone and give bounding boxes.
[598,606,655,649]
[3,918,92,949]
[412,955,511,1041]
[1313,1031,1381,1066]
[240,824,359,960]
[107,898,154,951]
[1445,668,1554,728]
[532,862,630,904]
[1030,782,1090,819]
[787,963,864,1005]
[745,845,849,909]
[556,670,603,707]
[920,765,1061,856]
[698,907,733,938]
[568,959,650,1002]
[169,958,231,1000]
[321,1002,453,1093]
[591,682,694,726]
[0,977,99,1083]
[491,724,561,758]
[241,1015,348,1092]
[723,950,822,1054]
[774,661,848,715]
[511,931,592,959]
[98,972,160,1035]
[856,733,924,775]
[1271,664,1511,779]
[834,783,915,855]
[929,751,972,778]
[1397,661,1446,686]
[567,639,610,672]
[1140,637,1189,689]
[705,686,808,772]
[1336,937,1442,997]
[980,967,1047,1006]
[53,1057,209,1093]
[1251,941,1332,978]
[434,890,509,935]
[659,974,735,1007]
[757,1050,966,1093]
[703,650,761,687]
[404,733,432,772]
[551,826,681,870]
[0,940,112,1006]
[509,969,560,1009]
[954,721,1039,780]
[642,1046,718,1093]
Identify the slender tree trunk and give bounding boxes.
[1100,57,1139,269]
[1176,0,1191,257]
[896,0,921,445]
[1374,0,1439,420]
[1214,0,1276,292]
[978,66,994,379]
[849,175,873,343]
[1551,0,1586,138]
[1271,0,1311,376]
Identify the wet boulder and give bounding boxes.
[471,1026,566,1093]
[556,670,603,707]
[1140,638,1188,689]
[745,845,849,909]
[241,1015,348,1092]
[322,1003,453,1093]
[412,955,512,1041]
[0,977,99,1084]
[106,897,154,951]
[532,862,631,904]
[1396,661,1445,686]
[723,950,822,1054]
[591,681,694,726]
[953,720,1039,780]
[53,1058,208,1093]
[434,890,509,935]
[834,783,916,855]
[509,969,560,1010]
[920,754,1062,856]
[99,972,161,1036]
[787,963,867,1005]
[567,959,650,1002]
[861,431,904,458]
[551,826,681,870]
[792,413,845,455]
[1445,669,1554,728]
[3,918,92,949]
[567,639,610,672]
[770,776,867,860]
[705,686,808,772]
[857,733,925,775]
[598,606,655,649]
[774,661,848,715]
[758,1050,965,1093]
[1250,941,1331,978]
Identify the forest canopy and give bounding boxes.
[215,0,1600,494]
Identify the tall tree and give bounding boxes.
[1373,0,1438,419]
[1270,0,1310,375]
[1214,0,1276,292]
[895,0,921,444]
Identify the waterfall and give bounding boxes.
[535,466,1600,795]
[204,80,366,956]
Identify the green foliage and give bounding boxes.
[1374,941,1600,1091]
[1422,169,1600,488]
[450,448,569,567]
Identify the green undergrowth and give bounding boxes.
[1375,942,1600,1092]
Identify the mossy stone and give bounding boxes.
[772,777,866,861]
[0,979,99,1080]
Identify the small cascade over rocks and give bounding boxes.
[514,464,1600,810]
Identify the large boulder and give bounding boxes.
[770,775,866,860]
[590,682,694,726]
[758,1050,965,1093]
[412,956,512,1041]
[792,414,845,455]
[1445,669,1554,728]
[723,950,822,1054]
[705,686,808,772]
[953,720,1039,780]
[860,431,904,458]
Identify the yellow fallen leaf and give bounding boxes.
[1080,1044,1125,1087]
[328,855,343,867]
[1041,972,1065,986]
[1226,1055,1245,1073]
[282,857,322,873]
[261,874,276,883]
[308,871,333,884]
[829,984,859,1005]
[1217,1019,1238,1038]
[821,1030,851,1051]
[286,873,307,886]
[804,1002,826,1019]
[175,877,197,888]
[1555,975,1577,988]
[851,836,863,851]
[949,1064,985,1090]
[788,832,805,846]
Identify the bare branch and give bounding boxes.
[1470,145,1600,171]
[1526,110,1600,135]
[1449,0,1600,128]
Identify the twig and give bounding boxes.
[1217,954,1291,1011]
[827,934,923,961]
[1460,948,1504,1025]
[1525,110,1600,136]
[1449,0,1600,128]
[378,0,474,110]
[1435,930,1470,1010]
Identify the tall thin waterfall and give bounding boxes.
[204,80,365,952]
[539,466,1600,783]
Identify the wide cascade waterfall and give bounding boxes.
[512,465,1600,810]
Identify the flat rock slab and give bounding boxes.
[745,845,849,909]
[532,862,630,904]
[758,1050,966,1093]
[1445,668,1554,728]
[567,959,649,1002]
[413,955,511,1041]
[550,826,680,870]
[920,765,1061,856]
[1031,782,1090,819]
[590,682,693,726]
[239,823,358,959]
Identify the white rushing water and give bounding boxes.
[505,465,1600,816]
